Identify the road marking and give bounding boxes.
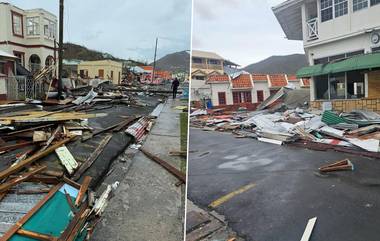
[209,183,256,208]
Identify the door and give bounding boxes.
[257,90,264,102]
[218,92,226,105]
[98,69,104,79]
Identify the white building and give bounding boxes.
[273,0,380,112]
[0,2,57,74]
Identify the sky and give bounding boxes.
[6,0,192,63]
[192,0,305,67]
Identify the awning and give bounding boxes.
[296,52,380,78]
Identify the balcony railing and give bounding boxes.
[306,18,318,41]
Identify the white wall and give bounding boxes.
[210,83,232,105]
[252,82,271,103]
[303,1,380,48]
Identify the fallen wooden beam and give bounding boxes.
[140,148,186,183]
[75,176,92,206]
[0,141,35,153]
[17,229,58,241]
[58,202,89,241]
[319,159,354,172]
[0,136,76,180]
[0,166,46,193]
[72,134,112,181]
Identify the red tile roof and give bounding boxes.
[231,74,252,89]
[207,74,230,83]
[251,74,268,81]
[287,74,298,81]
[302,78,310,86]
[268,74,287,87]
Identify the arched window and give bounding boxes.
[45,55,54,66]
[29,54,41,73]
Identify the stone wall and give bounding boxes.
[311,99,380,113]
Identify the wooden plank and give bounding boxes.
[0,141,35,153]
[1,184,62,240]
[55,145,78,175]
[17,229,58,241]
[140,148,186,183]
[58,202,88,241]
[0,166,46,193]
[300,217,317,241]
[72,134,112,181]
[5,124,55,136]
[75,176,92,206]
[0,136,76,180]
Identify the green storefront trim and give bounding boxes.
[296,52,380,78]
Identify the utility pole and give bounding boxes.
[151,37,158,84]
[58,0,64,99]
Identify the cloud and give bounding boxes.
[192,0,304,66]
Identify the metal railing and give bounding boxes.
[306,18,318,40]
[6,75,46,100]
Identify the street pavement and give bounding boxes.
[92,98,185,241]
[188,128,380,241]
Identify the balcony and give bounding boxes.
[306,18,319,41]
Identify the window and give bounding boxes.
[208,59,221,65]
[26,17,39,36]
[347,71,365,99]
[370,0,380,6]
[346,50,365,57]
[334,0,348,17]
[321,0,333,22]
[98,69,104,78]
[11,11,23,37]
[372,46,380,52]
[353,0,368,11]
[314,57,329,65]
[218,92,226,105]
[232,91,251,104]
[13,51,25,66]
[111,70,114,78]
[329,73,346,99]
[44,19,56,38]
[194,76,205,80]
[329,53,346,61]
[192,57,203,64]
[0,62,5,74]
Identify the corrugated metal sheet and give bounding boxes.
[125,117,150,142]
[0,183,49,236]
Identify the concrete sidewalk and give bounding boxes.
[92,98,185,241]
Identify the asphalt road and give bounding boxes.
[188,128,380,241]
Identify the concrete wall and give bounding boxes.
[302,1,380,48]
[210,83,232,105]
[252,81,271,103]
[78,60,122,84]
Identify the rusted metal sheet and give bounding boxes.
[125,117,150,142]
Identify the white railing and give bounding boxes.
[306,18,318,40]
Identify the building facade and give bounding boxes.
[207,73,309,109]
[77,60,122,85]
[191,50,225,101]
[273,0,380,112]
[0,2,57,74]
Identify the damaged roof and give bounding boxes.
[231,74,252,89]
[268,74,288,88]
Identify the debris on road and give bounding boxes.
[300,217,317,241]
[319,159,354,173]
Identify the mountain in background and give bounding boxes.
[151,50,190,73]
[62,42,146,66]
[243,54,308,74]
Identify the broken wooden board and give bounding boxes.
[55,145,79,175]
[0,166,46,193]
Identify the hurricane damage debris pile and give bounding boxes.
[0,82,166,240]
[190,106,380,157]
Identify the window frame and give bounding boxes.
[353,0,368,11]
[321,0,333,22]
[208,59,221,65]
[334,0,348,18]
[26,16,40,36]
[11,11,24,37]
[370,0,380,6]
[192,57,203,64]
[43,18,57,39]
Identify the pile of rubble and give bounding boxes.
[0,81,167,240]
[190,107,380,158]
